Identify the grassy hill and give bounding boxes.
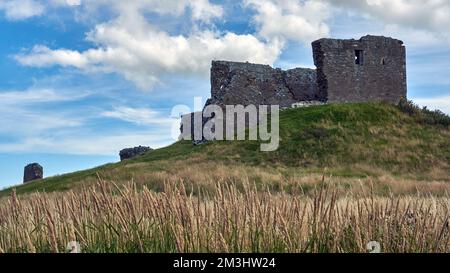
[1,101,449,198]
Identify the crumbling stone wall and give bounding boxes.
[312,35,407,104]
[180,61,319,140]
[207,61,320,108]
[23,163,43,183]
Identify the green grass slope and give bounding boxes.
[1,102,449,197]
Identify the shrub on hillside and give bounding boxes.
[398,98,450,127]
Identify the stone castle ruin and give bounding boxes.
[313,35,407,103]
[207,35,407,107]
[185,35,407,138]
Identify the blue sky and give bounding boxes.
[0,0,449,188]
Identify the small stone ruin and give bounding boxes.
[23,163,43,184]
[119,146,153,161]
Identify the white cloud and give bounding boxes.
[10,0,334,90]
[102,106,174,126]
[57,0,223,23]
[0,88,89,104]
[0,78,178,156]
[0,88,89,136]
[0,86,175,155]
[413,95,450,115]
[324,0,450,39]
[189,0,224,22]
[0,107,82,136]
[15,9,283,90]
[15,45,89,68]
[1,0,223,22]
[0,0,45,20]
[66,0,81,6]
[244,0,331,43]
[105,0,223,21]
[0,132,173,155]
[0,88,93,137]
[0,0,84,20]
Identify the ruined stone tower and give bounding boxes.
[23,163,43,183]
[312,35,407,104]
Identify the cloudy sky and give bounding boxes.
[0,0,449,187]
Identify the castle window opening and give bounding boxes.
[381,58,386,65]
[355,50,364,65]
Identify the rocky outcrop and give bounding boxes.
[119,146,152,161]
[23,163,43,183]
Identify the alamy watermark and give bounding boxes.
[366,241,381,253]
[171,97,279,152]
[66,241,82,253]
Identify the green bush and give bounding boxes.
[398,97,450,127]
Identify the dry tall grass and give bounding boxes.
[70,160,450,197]
[0,178,449,253]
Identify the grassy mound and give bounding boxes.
[1,102,449,197]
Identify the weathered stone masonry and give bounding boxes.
[206,35,407,107]
[312,35,407,104]
[206,61,319,108]
[23,163,43,184]
[181,61,319,140]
